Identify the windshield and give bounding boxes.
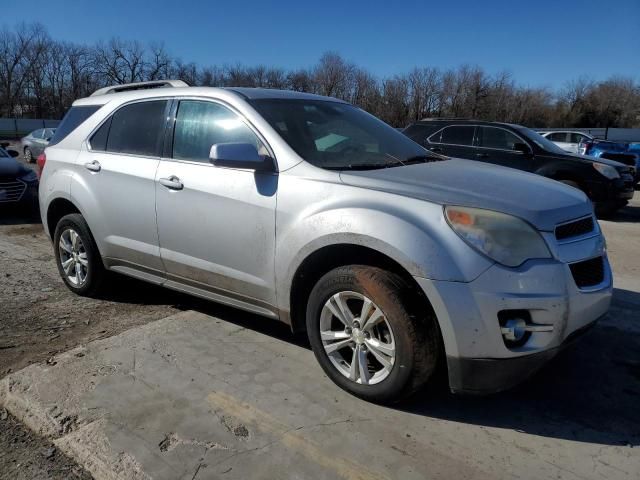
[516,126,568,155]
[249,99,435,170]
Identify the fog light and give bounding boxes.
[498,311,555,349]
[501,318,528,342]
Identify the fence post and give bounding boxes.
[13,118,18,138]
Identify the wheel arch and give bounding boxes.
[46,197,82,239]
[287,243,437,335]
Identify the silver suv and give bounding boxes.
[40,80,612,402]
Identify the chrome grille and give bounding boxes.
[0,179,26,203]
[555,216,595,241]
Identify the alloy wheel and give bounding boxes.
[319,291,396,385]
[58,228,89,286]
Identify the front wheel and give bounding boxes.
[306,265,440,403]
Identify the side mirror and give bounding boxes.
[8,149,19,158]
[512,142,531,154]
[209,143,273,172]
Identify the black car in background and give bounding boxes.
[403,119,635,216]
[0,143,39,212]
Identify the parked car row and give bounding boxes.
[402,120,635,216]
[538,130,640,184]
[37,80,614,403]
[0,142,39,211]
[21,127,56,163]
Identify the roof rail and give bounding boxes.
[90,80,188,97]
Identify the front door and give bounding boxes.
[473,126,535,171]
[73,99,169,273]
[155,99,277,308]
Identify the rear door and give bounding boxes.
[426,125,476,159]
[74,99,169,274]
[473,126,534,171]
[547,132,572,152]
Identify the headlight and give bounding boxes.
[20,170,38,182]
[592,163,620,179]
[444,206,551,267]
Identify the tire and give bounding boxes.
[24,147,33,163]
[306,265,440,404]
[53,213,106,296]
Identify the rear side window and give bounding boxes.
[475,127,523,150]
[548,132,568,142]
[403,124,441,145]
[172,100,264,162]
[49,106,101,146]
[437,126,475,146]
[99,100,168,156]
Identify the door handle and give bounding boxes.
[84,160,101,172]
[159,176,183,191]
[475,153,489,158]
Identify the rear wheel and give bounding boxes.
[306,265,440,403]
[53,213,106,296]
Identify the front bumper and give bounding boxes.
[415,244,612,394]
[586,175,635,204]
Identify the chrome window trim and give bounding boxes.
[160,95,278,171]
[85,96,170,157]
[427,124,531,154]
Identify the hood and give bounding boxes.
[541,151,629,170]
[0,156,29,178]
[339,158,592,231]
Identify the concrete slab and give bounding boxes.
[1,308,639,480]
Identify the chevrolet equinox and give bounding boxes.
[39,80,612,402]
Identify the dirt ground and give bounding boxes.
[0,149,638,478]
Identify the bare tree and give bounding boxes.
[1,22,638,129]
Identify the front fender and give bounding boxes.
[274,173,493,312]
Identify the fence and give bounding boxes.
[0,118,61,139]
[538,127,640,142]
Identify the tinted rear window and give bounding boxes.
[439,126,475,146]
[49,106,101,146]
[403,124,442,145]
[105,100,168,156]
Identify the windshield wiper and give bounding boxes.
[324,163,390,171]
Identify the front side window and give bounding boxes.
[31,129,44,139]
[475,127,523,150]
[249,99,433,170]
[438,126,475,146]
[570,133,587,143]
[172,100,265,162]
[95,100,168,156]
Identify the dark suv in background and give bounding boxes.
[403,119,635,216]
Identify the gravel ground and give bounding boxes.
[0,409,92,480]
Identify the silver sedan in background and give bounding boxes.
[20,128,56,163]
